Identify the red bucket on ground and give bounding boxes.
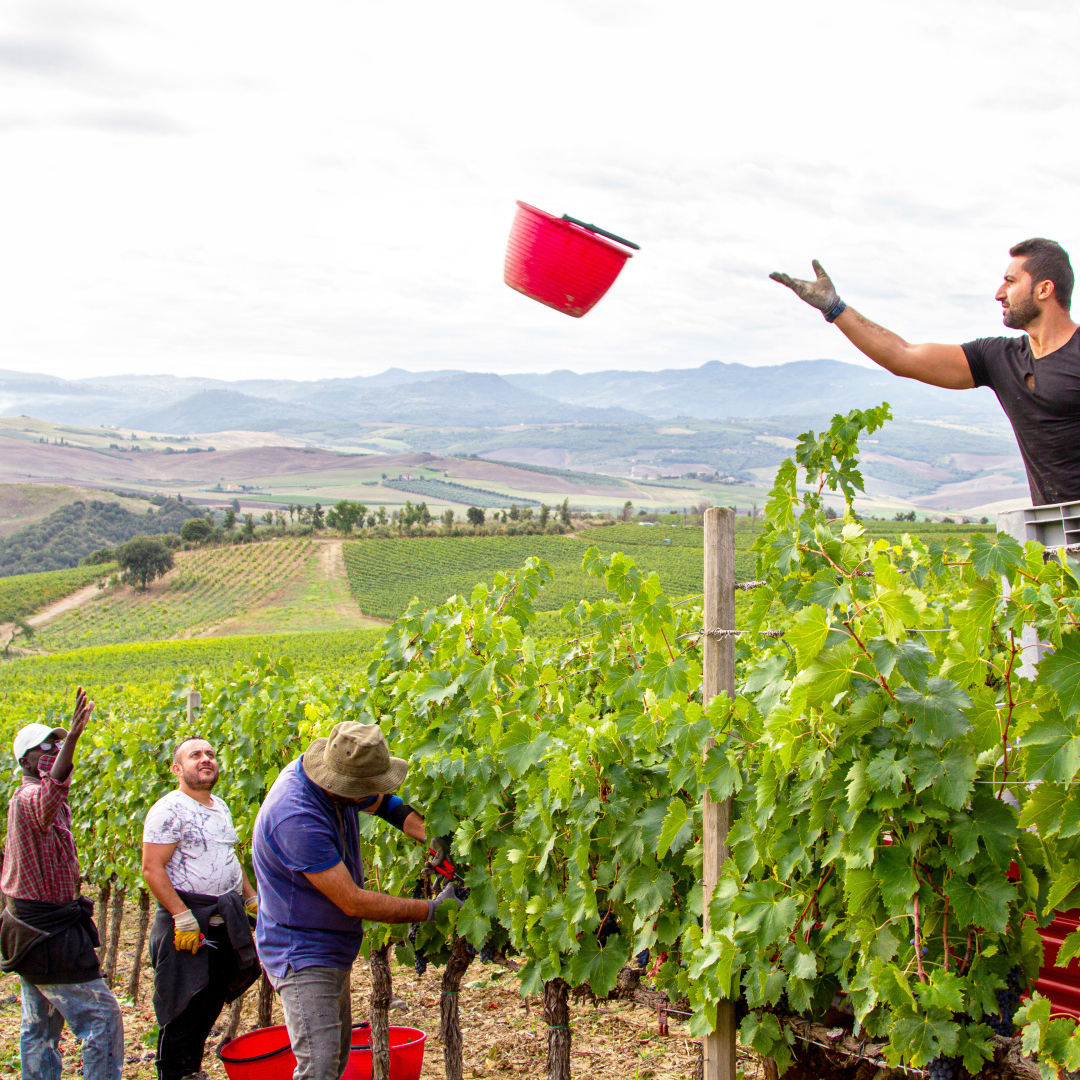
[504,201,636,318]
[218,1024,295,1080]
[343,1026,426,1080]
[218,1024,425,1080]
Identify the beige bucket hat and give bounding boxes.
[302,722,408,799]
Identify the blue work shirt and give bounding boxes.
[252,757,367,977]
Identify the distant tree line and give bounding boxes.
[0,498,204,578]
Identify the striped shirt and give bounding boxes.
[1,775,81,903]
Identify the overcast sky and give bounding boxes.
[2,0,1078,382]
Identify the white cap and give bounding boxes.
[13,723,63,763]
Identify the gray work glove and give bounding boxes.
[769,260,842,316]
[425,881,460,922]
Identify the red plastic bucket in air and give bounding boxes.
[218,1024,426,1080]
[504,201,638,317]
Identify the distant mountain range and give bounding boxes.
[0,359,1002,432]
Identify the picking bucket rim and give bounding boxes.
[514,201,635,258]
[217,1023,293,1064]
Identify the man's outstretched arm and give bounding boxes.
[770,260,974,390]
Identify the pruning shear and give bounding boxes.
[425,837,466,886]
[198,935,218,950]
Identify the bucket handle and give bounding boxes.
[560,215,640,250]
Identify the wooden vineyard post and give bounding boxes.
[186,690,201,725]
[702,507,737,1080]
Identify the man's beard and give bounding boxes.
[1003,289,1041,329]
[182,764,218,791]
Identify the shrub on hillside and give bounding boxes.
[180,518,212,544]
[118,535,174,590]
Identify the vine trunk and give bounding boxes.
[441,936,474,1080]
[125,889,151,1002]
[543,978,570,1080]
[369,944,392,1080]
[257,971,273,1028]
[103,883,124,987]
[95,878,111,964]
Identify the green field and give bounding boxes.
[34,539,318,650]
[0,562,115,621]
[0,627,385,727]
[343,526,715,619]
[342,518,996,620]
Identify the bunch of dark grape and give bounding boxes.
[597,911,620,946]
[924,1054,961,1080]
[408,924,428,976]
[634,949,650,970]
[464,941,477,958]
[479,941,496,964]
[985,965,1023,1037]
[452,883,471,902]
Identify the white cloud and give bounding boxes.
[0,0,1078,381]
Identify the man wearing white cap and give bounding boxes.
[0,687,124,1080]
[252,721,457,1080]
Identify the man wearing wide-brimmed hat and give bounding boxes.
[251,722,456,1080]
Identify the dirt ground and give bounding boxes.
[0,912,763,1080]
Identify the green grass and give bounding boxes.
[0,563,115,622]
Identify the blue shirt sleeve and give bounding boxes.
[265,807,344,875]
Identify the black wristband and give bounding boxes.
[824,299,847,323]
[376,798,416,830]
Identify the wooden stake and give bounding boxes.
[186,691,201,726]
[702,507,736,1080]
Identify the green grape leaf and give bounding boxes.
[944,874,1016,933]
[656,799,689,859]
[969,532,1025,578]
[896,677,972,746]
[624,865,675,918]
[1023,717,1080,784]
[873,845,917,913]
[888,1012,959,1068]
[909,747,977,809]
[786,604,831,667]
[567,934,630,997]
[874,589,919,642]
[640,653,689,698]
[1040,635,1080,719]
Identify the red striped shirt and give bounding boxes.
[1,775,81,903]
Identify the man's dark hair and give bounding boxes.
[172,735,213,765]
[1010,237,1074,310]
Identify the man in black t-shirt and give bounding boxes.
[770,237,1080,506]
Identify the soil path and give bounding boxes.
[0,580,105,649]
[318,538,381,621]
[27,582,104,626]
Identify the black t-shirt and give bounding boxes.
[962,330,1080,505]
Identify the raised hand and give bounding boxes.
[69,686,94,741]
[770,259,841,314]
